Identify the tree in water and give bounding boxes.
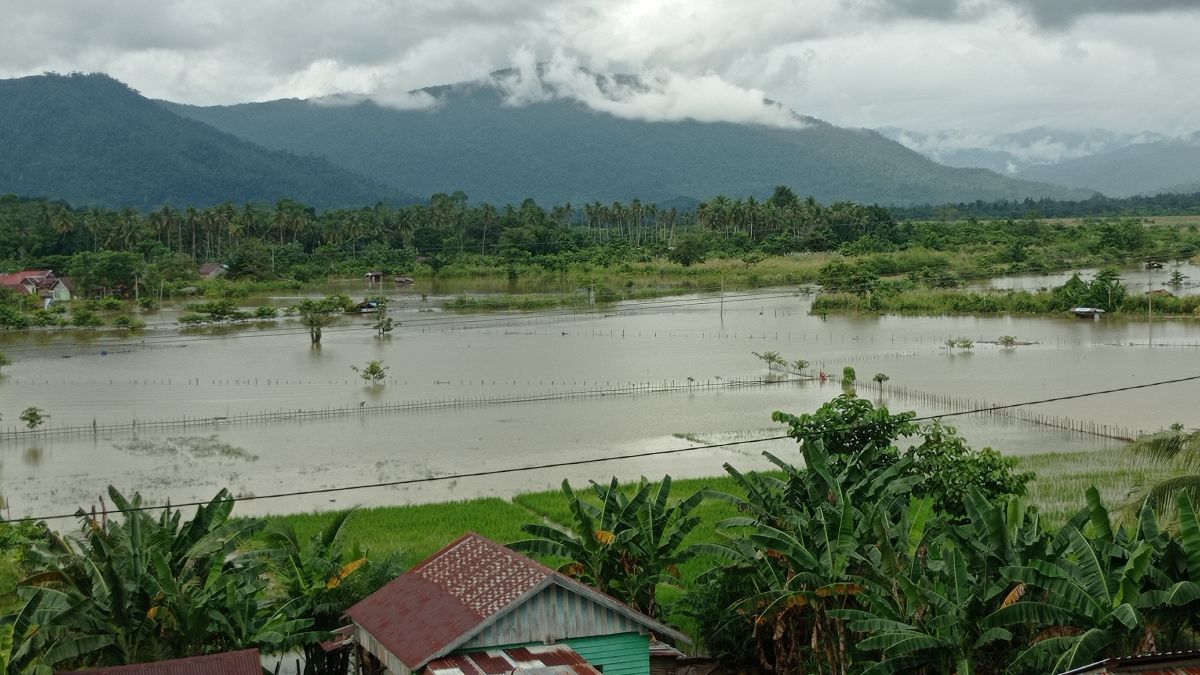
[295,295,350,345]
[872,372,889,394]
[20,407,46,430]
[351,360,389,385]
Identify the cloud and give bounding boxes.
[1004,0,1200,29]
[1,0,1199,135]
[492,48,805,128]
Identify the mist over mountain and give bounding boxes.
[1015,134,1200,198]
[876,127,1165,175]
[0,73,410,209]
[163,67,1090,207]
[880,126,1200,198]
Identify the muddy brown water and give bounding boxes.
[1,284,1196,519]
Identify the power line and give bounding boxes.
[10,373,1199,524]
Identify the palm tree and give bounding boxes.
[1121,425,1200,520]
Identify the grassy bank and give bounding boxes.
[257,448,1137,636]
[0,447,1146,633]
[813,287,1200,317]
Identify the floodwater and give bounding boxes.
[971,260,1200,296]
[2,285,1198,520]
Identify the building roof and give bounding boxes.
[197,263,226,275]
[60,649,261,675]
[1059,650,1200,675]
[425,645,601,675]
[345,533,688,672]
[0,269,52,290]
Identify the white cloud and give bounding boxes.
[1,0,1199,135]
[492,48,805,128]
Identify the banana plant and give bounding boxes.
[5,486,321,671]
[510,475,704,617]
[982,490,1200,673]
[698,440,919,675]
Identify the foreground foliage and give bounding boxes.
[682,396,1200,673]
[0,488,383,673]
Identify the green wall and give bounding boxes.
[562,633,649,675]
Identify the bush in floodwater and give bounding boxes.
[594,285,621,304]
[178,312,207,326]
[112,316,146,330]
[254,306,278,319]
[71,309,103,327]
[99,296,124,310]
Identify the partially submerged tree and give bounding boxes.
[351,360,389,385]
[19,407,46,430]
[295,295,350,345]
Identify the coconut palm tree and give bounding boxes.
[1121,425,1200,521]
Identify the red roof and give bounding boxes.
[60,649,261,675]
[0,269,52,290]
[426,645,601,675]
[346,533,686,672]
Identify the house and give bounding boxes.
[0,269,74,307]
[346,533,689,675]
[60,648,262,675]
[1058,650,1200,674]
[1071,307,1106,319]
[197,262,227,279]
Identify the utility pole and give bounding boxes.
[719,275,724,321]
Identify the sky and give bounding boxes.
[3,0,1200,137]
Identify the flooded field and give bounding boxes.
[2,285,1197,519]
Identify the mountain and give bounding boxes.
[0,73,409,209]
[164,70,1090,206]
[876,127,1160,175]
[1016,135,1200,197]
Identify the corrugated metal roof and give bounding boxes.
[426,645,602,675]
[1058,650,1200,675]
[345,532,688,671]
[60,648,261,675]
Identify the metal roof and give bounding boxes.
[1059,650,1200,675]
[426,645,602,675]
[60,649,262,675]
[345,532,688,671]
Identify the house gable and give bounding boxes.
[461,581,652,650]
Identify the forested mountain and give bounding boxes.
[1016,135,1200,197]
[164,71,1090,207]
[0,73,409,209]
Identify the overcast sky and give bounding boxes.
[3,0,1199,135]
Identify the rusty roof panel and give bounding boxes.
[425,645,600,675]
[61,649,261,675]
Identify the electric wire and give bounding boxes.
[9,372,1199,524]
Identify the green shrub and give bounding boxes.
[71,309,103,327]
[112,316,146,330]
[99,296,124,310]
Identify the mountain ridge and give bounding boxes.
[0,73,413,210]
[162,70,1093,207]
